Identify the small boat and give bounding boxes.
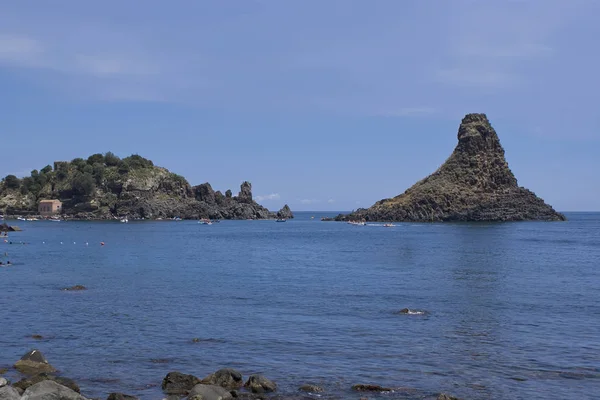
[199,219,212,225]
[383,223,395,227]
[276,219,287,222]
[120,217,128,223]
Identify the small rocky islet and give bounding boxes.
[336,113,565,222]
[0,349,463,400]
[0,153,293,221]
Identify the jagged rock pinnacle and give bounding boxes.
[337,113,565,222]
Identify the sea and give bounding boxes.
[0,212,599,400]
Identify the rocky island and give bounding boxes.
[337,113,565,222]
[0,153,292,220]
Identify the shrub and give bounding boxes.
[71,158,87,172]
[117,160,130,174]
[4,175,20,189]
[122,154,153,169]
[92,163,105,185]
[72,172,96,197]
[40,165,53,174]
[87,153,105,165]
[104,152,120,167]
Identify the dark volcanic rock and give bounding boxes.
[188,384,233,400]
[238,181,253,204]
[13,373,80,393]
[194,183,216,205]
[276,205,294,219]
[438,394,462,400]
[201,369,243,390]
[21,380,87,400]
[14,350,56,375]
[337,113,565,222]
[244,375,276,394]
[162,372,201,395]
[0,386,20,400]
[351,384,394,392]
[298,384,323,393]
[107,393,139,400]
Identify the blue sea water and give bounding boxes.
[0,212,599,400]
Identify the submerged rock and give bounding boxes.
[397,308,427,315]
[14,350,56,375]
[162,372,201,395]
[107,393,139,400]
[438,394,462,400]
[201,369,243,390]
[20,380,87,400]
[61,285,87,291]
[188,384,233,400]
[338,113,565,222]
[244,375,276,394]
[298,384,323,393]
[13,373,80,393]
[351,384,394,392]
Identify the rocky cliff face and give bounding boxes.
[0,154,283,220]
[276,204,294,219]
[338,113,565,222]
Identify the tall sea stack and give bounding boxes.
[338,113,565,222]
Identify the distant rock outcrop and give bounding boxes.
[337,114,565,222]
[0,153,289,220]
[277,204,294,219]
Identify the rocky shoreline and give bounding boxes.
[0,153,293,221]
[0,350,463,400]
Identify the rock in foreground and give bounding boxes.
[188,384,233,400]
[162,372,201,395]
[244,375,276,393]
[0,386,20,400]
[21,380,87,400]
[14,350,56,375]
[338,113,565,222]
[13,373,80,393]
[201,369,243,390]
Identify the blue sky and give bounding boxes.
[1,1,598,212]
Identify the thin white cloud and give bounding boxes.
[300,199,320,205]
[327,199,335,204]
[375,107,436,117]
[255,193,280,201]
[435,69,518,88]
